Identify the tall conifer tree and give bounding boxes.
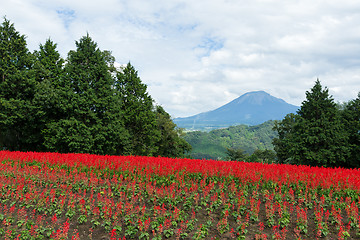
[342,93,360,168]
[115,63,159,156]
[0,18,36,150]
[273,80,350,167]
[30,39,66,150]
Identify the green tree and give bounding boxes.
[28,39,66,151]
[273,79,350,167]
[154,105,191,158]
[342,93,360,168]
[33,39,64,83]
[225,147,248,161]
[114,63,159,156]
[43,35,129,154]
[248,149,277,163]
[0,18,36,150]
[272,113,299,164]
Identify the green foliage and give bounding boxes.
[31,39,65,151]
[33,38,64,83]
[115,63,159,156]
[248,149,277,163]
[273,79,351,167]
[225,148,248,161]
[0,17,37,151]
[342,93,360,168]
[272,113,299,164]
[185,121,277,160]
[226,148,277,163]
[42,35,130,155]
[154,106,192,158]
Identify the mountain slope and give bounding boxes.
[184,120,277,160]
[174,91,298,131]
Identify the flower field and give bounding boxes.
[0,151,359,239]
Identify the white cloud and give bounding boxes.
[1,0,360,117]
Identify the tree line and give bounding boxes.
[0,18,191,157]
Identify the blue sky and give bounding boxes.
[2,0,360,117]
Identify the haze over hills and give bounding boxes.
[174,91,299,131]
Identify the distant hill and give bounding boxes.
[174,91,299,131]
[184,120,277,160]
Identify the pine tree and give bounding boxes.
[27,39,66,151]
[34,39,64,82]
[296,80,349,167]
[0,18,36,150]
[273,80,350,167]
[115,63,159,156]
[342,93,360,168]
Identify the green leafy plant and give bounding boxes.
[77,215,88,224]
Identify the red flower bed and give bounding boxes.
[0,150,358,239]
[1,150,359,190]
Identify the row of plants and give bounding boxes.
[0,150,359,239]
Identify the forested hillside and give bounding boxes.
[184,120,276,160]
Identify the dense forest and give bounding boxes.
[0,18,191,157]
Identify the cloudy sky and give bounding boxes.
[2,0,360,117]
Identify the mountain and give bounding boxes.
[174,91,299,131]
